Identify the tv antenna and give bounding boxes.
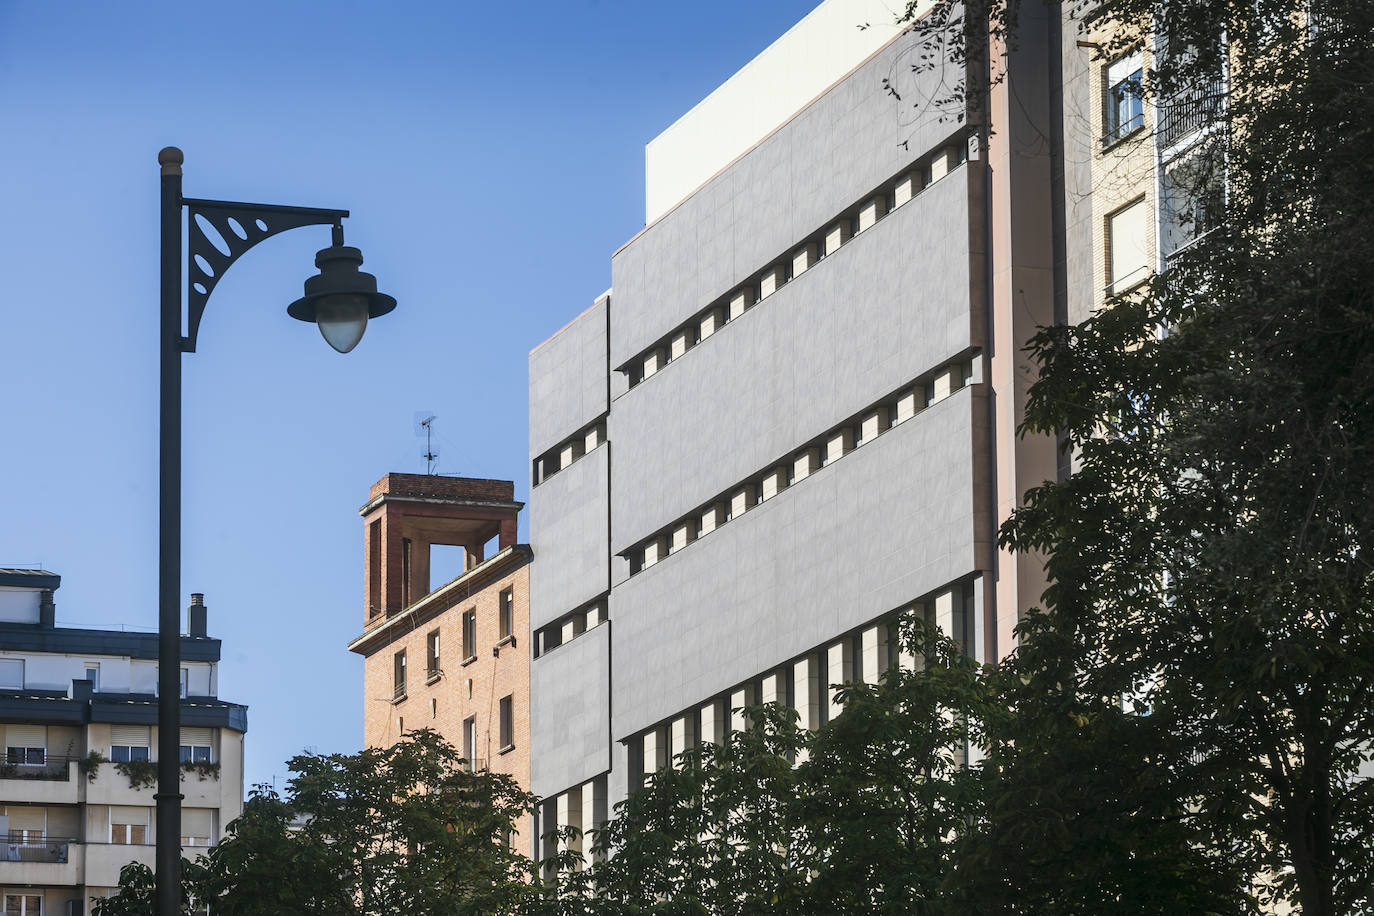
[419,415,438,475]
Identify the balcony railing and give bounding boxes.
[393,683,407,702]
[1,836,76,863]
[0,755,74,781]
[1157,80,1225,149]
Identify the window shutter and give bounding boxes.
[110,725,150,747]
[179,728,212,747]
[6,807,44,831]
[110,806,148,826]
[181,808,213,838]
[5,726,45,748]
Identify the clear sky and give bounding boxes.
[0,0,822,791]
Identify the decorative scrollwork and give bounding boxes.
[182,198,348,352]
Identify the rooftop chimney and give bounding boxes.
[38,590,55,629]
[188,593,207,637]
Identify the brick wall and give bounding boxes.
[369,474,516,505]
[361,560,532,847]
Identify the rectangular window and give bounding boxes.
[1105,52,1144,143]
[5,725,45,765]
[499,589,514,640]
[0,659,23,690]
[499,695,514,750]
[4,895,42,915]
[462,609,477,661]
[85,664,100,691]
[426,630,441,678]
[180,667,188,699]
[393,649,407,701]
[181,808,213,847]
[111,806,148,845]
[179,727,213,764]
[463,716,477,772]
[111,725,152,764]
[1108,198,1150,293]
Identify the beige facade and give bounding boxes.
[0,570,246,914]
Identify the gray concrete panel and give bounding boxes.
[609,176,973,551]
[530,295,609,459]
[610,32,967,368]
[609,389,979,739]
[529,443,610,630]
[531,622,611,798]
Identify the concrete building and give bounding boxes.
[524,0,1088,864]
[0,569,246,914]
[347,474,532,845]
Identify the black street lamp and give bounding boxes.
[155,146,394,915]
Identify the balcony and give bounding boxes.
[1157,80,1225,149]
[0,757,79,804]
[0,838,81,886]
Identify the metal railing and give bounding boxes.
[393,682,407,702]
[1157,80,1225,149]
[0,755,74,781]
[0,835,76,863]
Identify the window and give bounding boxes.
[5,725,45,765]
[111,807,148,845]
[4,895,41,915]
[0,659,22,690]
[1107,198,1151,293]
[499,589,514,640]
[463,716,477,771]
[111,726,151,764]
[180,667,188,699]
[181,808,213,846]
[1106,52,1144,143]
[180,727,212,764]
[85,664,100,691]
[462,609,477,661]
[393,649,407,701]
[499,695,514,751]
[426,629,441,679]
[1161,153,1224,259]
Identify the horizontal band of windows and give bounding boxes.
[628,579,977,783]
[618,133,972,390]
[532,418,606,487]
[620,354,979,576]
[533,598,608,659]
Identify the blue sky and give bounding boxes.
[0,0,826,790]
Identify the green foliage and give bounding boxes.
[94,730,541,916]
[80,749,107,782]
[550,619,989,916]
[89,859,207,916]
[114,758,159,790]
[203,728,541,916]
[180,759,220,781]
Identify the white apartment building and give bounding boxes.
[0,570,245,915]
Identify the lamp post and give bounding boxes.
[156,147,394,915]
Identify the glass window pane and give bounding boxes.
[131,746,149,762]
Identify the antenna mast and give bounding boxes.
[420,415,438,475]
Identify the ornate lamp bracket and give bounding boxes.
[182,197,349,352]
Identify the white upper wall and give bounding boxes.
[644,0,919,224]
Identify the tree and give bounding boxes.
[934,0,1374,912]
[90,859,207,916]
[550,618,987,915]
[96,730,543,916]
